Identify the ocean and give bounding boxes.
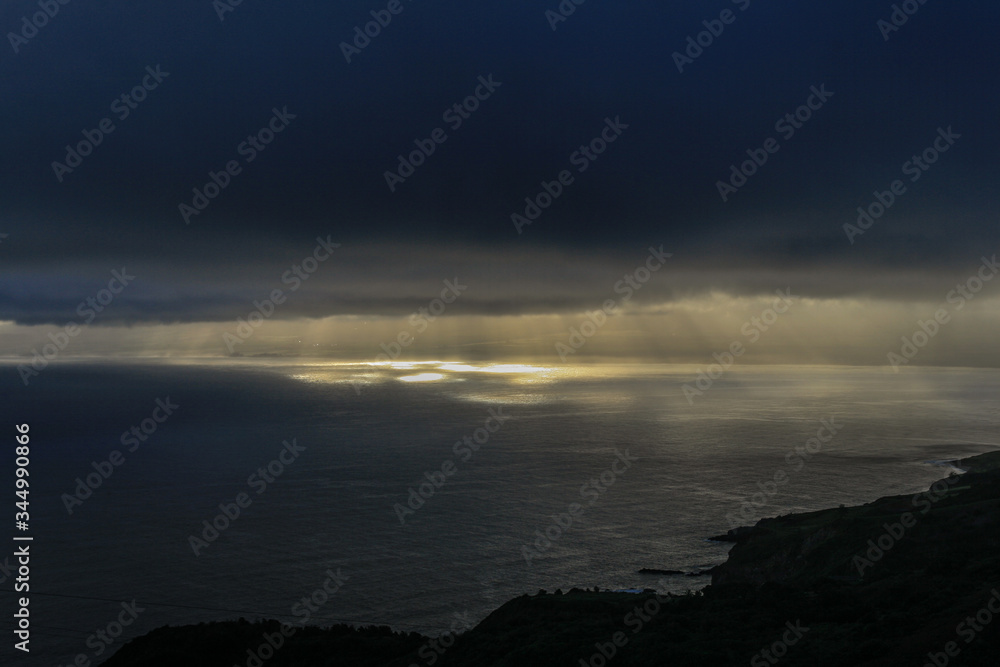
[1,360,997,665]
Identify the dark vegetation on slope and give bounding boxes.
[102,451,1000,666]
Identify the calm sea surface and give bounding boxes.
[1,360,997,665]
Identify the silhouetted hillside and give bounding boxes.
[102,451,1000,666]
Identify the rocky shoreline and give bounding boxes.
[102,451,1000,666]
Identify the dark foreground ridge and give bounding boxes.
[102,451,1000,666]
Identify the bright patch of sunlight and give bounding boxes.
[398,373,445,382]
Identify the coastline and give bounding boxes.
[101,450,1000,666]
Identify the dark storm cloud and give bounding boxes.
[1,0,998,325]
[2,238,996,326]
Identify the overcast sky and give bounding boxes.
[1,1,998,364]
